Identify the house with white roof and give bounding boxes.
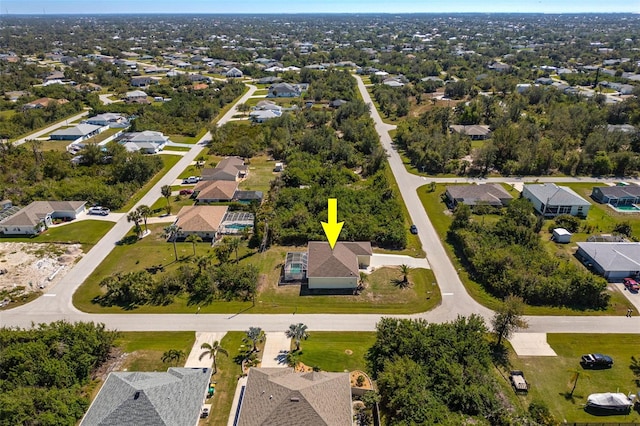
[576,242,640,281]
[522,183,591,218]
[49,124,105,141]
[118,131,169,154]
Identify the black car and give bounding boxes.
[410,224,418,234]
[581,353,613,368]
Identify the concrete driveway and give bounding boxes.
[184,332,227,368]
[260,332,291,368]
[368,254,430,270]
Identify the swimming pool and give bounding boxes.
[609,204,640,213]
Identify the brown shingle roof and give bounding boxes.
[201,157,247,181]
[194,180,238,201]
[237,368,352,426]
[0,201,85,227]
[307,241,371,278]
[175,205,228,232]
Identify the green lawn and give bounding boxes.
[163,145,192,152]
[252,89,268,96]
[115,331,195,372]
[206,332,246,426]
[115,154,182,213]
[0,220,114,251]
[168,129,207,144]
[73,233,441,314]
[239,155,278,193]
[148,196,195,216]
[297,332,376,372]
[509,333,640,423]
[8,110,87,143]
[417,183,633,316]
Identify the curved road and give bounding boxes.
[2,80,640,335]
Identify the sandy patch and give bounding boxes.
[0,242,84,294]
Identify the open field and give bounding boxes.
[116,331,196,372]
[239,155,279,193]
[418,183,633,316]
[509,333,640,423]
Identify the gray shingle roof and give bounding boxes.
[524,183,590,206]
[50,124,102,137]
[81,368,210,426]
[307,241,372,278]
[446,184,513,206]
[595,186,640,199]
[0,201,85,227]
[577,242,640,272]
[237,368,352,426]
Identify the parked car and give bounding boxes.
[581,353,613,368]
[200,407,209,419]
[179,189,193,196]
[182,176,200,184]
[509,370,529,393]
[410,224,418,234]
[623,277,639,292]
[88,206,110,216]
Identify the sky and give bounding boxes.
[2,0,639,15]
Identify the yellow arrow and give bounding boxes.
[321,198,344,249]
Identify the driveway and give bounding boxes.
[184,332,227,368]
[368,254,429,270]
[260,332,291,368]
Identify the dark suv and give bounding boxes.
[581,353,613,369]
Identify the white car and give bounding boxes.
[182,176,200,184]
[88,206,110,216]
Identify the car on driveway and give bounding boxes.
[179,189,193,196]
[410,224,418,234]
[623,277,639,292]
[182,176,200,184]
[88,206,110,216]
[581,353,613,369]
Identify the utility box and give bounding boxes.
[552,228,572,244]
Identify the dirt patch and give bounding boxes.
[350,370,374,389]
[0,242,84,294]
[92,347,129,381]
[345,349,353,355]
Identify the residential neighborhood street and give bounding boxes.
[12,110,90,146]
[2,79,640,337]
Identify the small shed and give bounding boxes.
[552,228,572,244]
[274,162,283,172]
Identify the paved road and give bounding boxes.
[98,94,121,105]
[4,79,640,335]
[13,110,90,146]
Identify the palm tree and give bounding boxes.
[228,237,241,263]
[193,254,212,273]
[399,264,412,284]
[161,185,172,214]
[567,368,590,397]
[199,340,228,374]
[285,323,309,352]
[244,327,265,352]
[127,210,143,238]
[163,224,180,261]
[185,234,202,257]
[136,205,151,233]
[161,349,186,366]
[359,272,368,288]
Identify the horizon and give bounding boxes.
[2,0,639,15]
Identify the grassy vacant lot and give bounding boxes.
[116,154,182,212]
[148,195,194,216]
[206,332,247,426]
[509,333,640,423]
[418,183,633,316]
[169,128,207,144]
[116,331,195,372]
[240,155,279,193]
[0,220,114,251]
[73,229,440,314]
[297,332,376,372]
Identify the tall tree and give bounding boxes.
[244,327,265,352]
[286,323,309,351]
[161,185,172,215]
[163,224,180,261]
[126,210,143,238]
[227,237,241,263]
[491,295,528,346]
[136,205,151,233]
[185,234,203,257]
[199,340,228,374]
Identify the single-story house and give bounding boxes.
[236,368,352,426]
[201,157,248,181]
[591,186,640,207]
[225,67,243,78]
[49,124,105,141]
[257,76,282,85]
[174,205,228,240]
[85,113,129,128]
[329,99,348,108]
[249,109,282,123]
[535,77,554,85]
[22,97,69,110]
[576,242,640,281]
[306,241,372,289]
[124,90,149,103]
[522,183,591,218]
[44,70,65,83]
[194,180,238,203]
[267,83,303,98]
[606,124,637,133]
[80,367,211,426]
[130,76,158,87]
[445,184,513,207]
[0,201,86,235]
[187,74,212,83]
[449,124,492,140]
[383,78,405,87]
[4,90,29,102]
[118,131,169,153]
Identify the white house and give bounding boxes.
[225,67,243,78]
[85,113,129,128]
[0,201,86,235]
[118,131,169,154]
[49,124,105,141]
[522,183,591,218]
[576,242,640,281]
